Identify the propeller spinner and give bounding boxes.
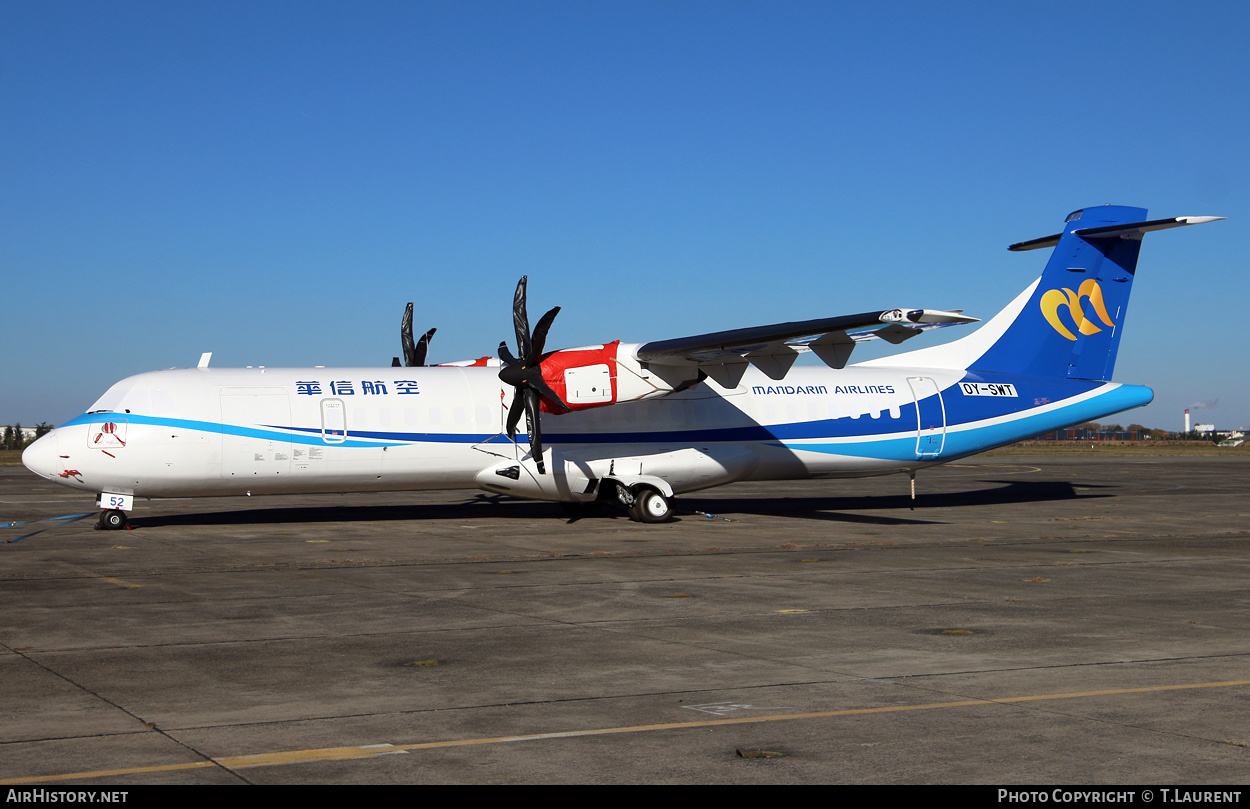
[499,276,570,474]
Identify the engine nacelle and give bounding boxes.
[536,341,701,414]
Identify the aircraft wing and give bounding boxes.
[633,308,978,386]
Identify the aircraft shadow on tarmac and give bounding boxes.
[127,478,1110,529]
[685,479,1113,525]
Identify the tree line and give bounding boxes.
[1,423,52,451]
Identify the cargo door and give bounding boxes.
[220,389,292,480]
[907,377,946,457]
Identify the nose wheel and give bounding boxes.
[98,509,128,530]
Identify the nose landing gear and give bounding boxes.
[97,509,128,530]
[95,493,134,531]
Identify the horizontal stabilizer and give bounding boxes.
[1009,216,1224,252]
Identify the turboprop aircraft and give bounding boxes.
[22,205,1222,529]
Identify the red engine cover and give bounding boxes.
[537,341,621,413]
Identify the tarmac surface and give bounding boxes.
[2,457,1248,785]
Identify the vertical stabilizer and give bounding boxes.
[970,205,1149,380]
[864,206,1222,379]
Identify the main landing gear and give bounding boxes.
[97,509,128,530]
[558,481,676,523]
[616,483,675,523]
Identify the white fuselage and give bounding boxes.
[22,361,1144,506]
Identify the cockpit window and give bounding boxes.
[87,381,177,415]
[87,380,137,413]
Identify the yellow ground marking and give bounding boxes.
[52,560,141,589]
[4,679,1248,785]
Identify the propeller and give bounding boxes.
[393,302,437,367]
[498,276,570,474]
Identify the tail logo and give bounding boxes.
[1039,279,1116,341]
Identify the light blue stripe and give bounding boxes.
[784,384,1152,461]
[61,413,404,448]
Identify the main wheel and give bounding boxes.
[629,487,673,523]
[100,509,127,530]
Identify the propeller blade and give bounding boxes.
[531,375,572,413]
[505,392,525,439]
[497,277,562,475]
[400,303,417,366]
[512,276,532,360]
[522,388,547,474]
[413,327,436,367]
[531,306,560,358]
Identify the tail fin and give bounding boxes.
[968,205,1221,380]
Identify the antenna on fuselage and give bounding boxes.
[198,353,212,368]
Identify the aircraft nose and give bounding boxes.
[21,430,60,480]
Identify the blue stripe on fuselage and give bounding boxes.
[784,381,1152,460]
[62,378,1150,455]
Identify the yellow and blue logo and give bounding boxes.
[1040,279,1115,341]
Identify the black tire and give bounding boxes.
[100,509,127,530]
[629,487,673,523]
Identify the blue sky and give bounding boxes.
[3,1,1246,430]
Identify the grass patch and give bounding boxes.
[984,442,1248,458]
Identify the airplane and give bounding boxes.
[21,205,1222,530]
